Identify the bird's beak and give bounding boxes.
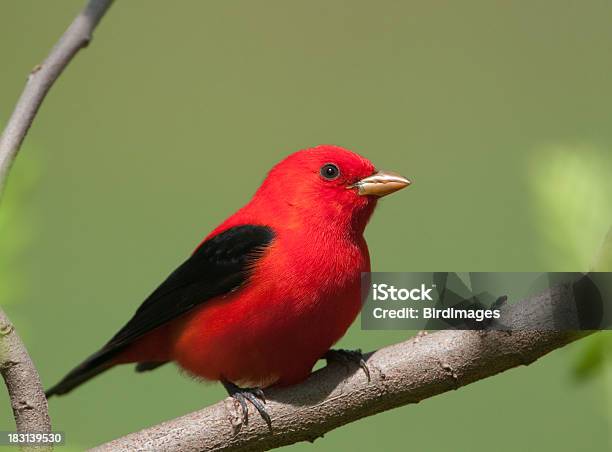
[352,170,412,197]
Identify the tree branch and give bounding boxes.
[0,310,51,438]
[0,0,114,197]
[92,282,592,452]
[0,0,113,442]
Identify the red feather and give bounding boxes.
[119,145,377,387]
[48,144,408,398]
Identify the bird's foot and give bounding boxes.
[222,380,271,429]
[324,348,371,382]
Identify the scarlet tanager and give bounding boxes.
[46,145,410,424]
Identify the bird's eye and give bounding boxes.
[320,163,340,180]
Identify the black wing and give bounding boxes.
[46,224,274,397]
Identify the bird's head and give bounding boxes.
[254,145,411,234]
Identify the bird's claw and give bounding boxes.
[324,348,371,382]
[222,380,271,429]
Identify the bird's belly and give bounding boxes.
[170,272,363,387]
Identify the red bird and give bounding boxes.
[46,145,410,424]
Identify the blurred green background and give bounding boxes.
[2,1,612,450]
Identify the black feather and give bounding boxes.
[135,361,168,372]
[46,225,274,397]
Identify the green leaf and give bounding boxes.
[573,334,610,381]
[530,145,612,271]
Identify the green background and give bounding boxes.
[2,1,612,450]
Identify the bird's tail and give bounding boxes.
[45,347,121,398]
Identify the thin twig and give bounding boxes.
[0,0,113,443]
[0,0,114,198]
[92,282,591,452]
